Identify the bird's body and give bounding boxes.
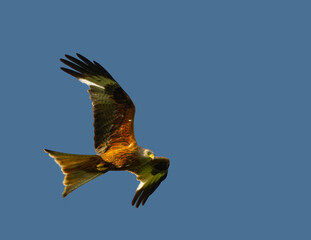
[44,54,169,207]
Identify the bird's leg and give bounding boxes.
[96,162,109,171]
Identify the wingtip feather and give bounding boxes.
[65,54,73,59]
[60,67,82,78]
[44,148,53,154]
[76,53,93,65]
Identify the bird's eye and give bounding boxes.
[146,150,154,159]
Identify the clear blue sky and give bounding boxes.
[1,1,310,239]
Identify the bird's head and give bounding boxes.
[138,147,170,170]
[138,147,155,160]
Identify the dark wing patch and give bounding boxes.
[60,54,136,154]
[61,53,115,80]
[132,173,167,208]
[131,157,170,208]
[89,85,135,153]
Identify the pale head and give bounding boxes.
[138,146,155,160]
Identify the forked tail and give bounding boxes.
[44,149,108,197]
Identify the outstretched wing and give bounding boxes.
[60,53,136,154]
[131,157,170,208]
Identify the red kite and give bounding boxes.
[44,54,169,207]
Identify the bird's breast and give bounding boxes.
[101,146,139,169]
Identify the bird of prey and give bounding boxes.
[44,54,169,207]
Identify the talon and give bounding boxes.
[97,163,108,171]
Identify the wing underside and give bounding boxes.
[131,157,170,208]
[60,54,136,154]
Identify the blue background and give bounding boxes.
[1,1,310,239]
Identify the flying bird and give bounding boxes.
[44,53,169,207]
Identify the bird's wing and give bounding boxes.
[131,157,170,208]
[60,54,136,154]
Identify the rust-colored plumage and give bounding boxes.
[44,53,169,207]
